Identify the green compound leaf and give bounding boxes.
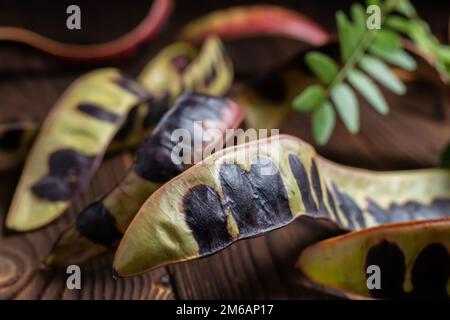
[348,69,389,115]
[292,84,325,112]
[313,101,336,145]
[359,56,406,94]
[331,83,359,134]
[305,52,338,85]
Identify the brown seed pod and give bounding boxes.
[6,69,150,232]
[46,93,244,267]
[112,135,450,276]
[297,218,450,299]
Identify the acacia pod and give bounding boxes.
[0,0,173,62]
[179,5,329,45]
[6,69,150,231]
[46,93,244,267]
[297,218,450,299]
[113,135,450,276]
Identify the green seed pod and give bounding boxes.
[6,69,150,231]
[297,218,450,299]
[112,135,450,276]
[46,94,243,267]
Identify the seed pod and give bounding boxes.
[297,218,450,299]
[6,69,150,231]
[113,135,450,276]
[179,5,329,45]
[46,93,244,267]
[0,0,173,63]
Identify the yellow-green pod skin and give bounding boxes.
[6,69,149,231]
[297,219,450,299]
[113,135,450,277]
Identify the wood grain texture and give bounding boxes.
[0,0,449,300]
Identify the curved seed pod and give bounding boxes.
[0,0,173,63]
[297,218,450,299]
[0,122,39,171]
[6,69,151,231]
[179,5,329,45]
[46,94,244,267]
[113,135,450,276]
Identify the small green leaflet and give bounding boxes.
[293,85,325,112]
[313,102,336,145]
[348,69,389,115]
[359,56,406,94]
[305,52,338,85]
[331,83,359,133]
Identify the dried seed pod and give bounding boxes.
[113,135,450,276]
[6,69,150,231]
[297,218,450,299]
[46,93,243,267]
[179,5,329,45]
[0,0,173,62]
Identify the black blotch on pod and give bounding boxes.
[219,157,292,237]
[76,201,123,247]
[367,198,450,224]
[365,240,406,299]
[114,106,139,141]
[134,94,225,183]
[113,76,150,99]
[0,128,24,151]
[171,55,192,73]
[31,149,95,201]
[183,184,231,255]
[332,183,365,230]
[288,154,317,213]
[77,103,120,123]
[203,64,217,87]
[411,243,450,299]
[310,159,330,218]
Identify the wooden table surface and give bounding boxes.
[0,0,449,300]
